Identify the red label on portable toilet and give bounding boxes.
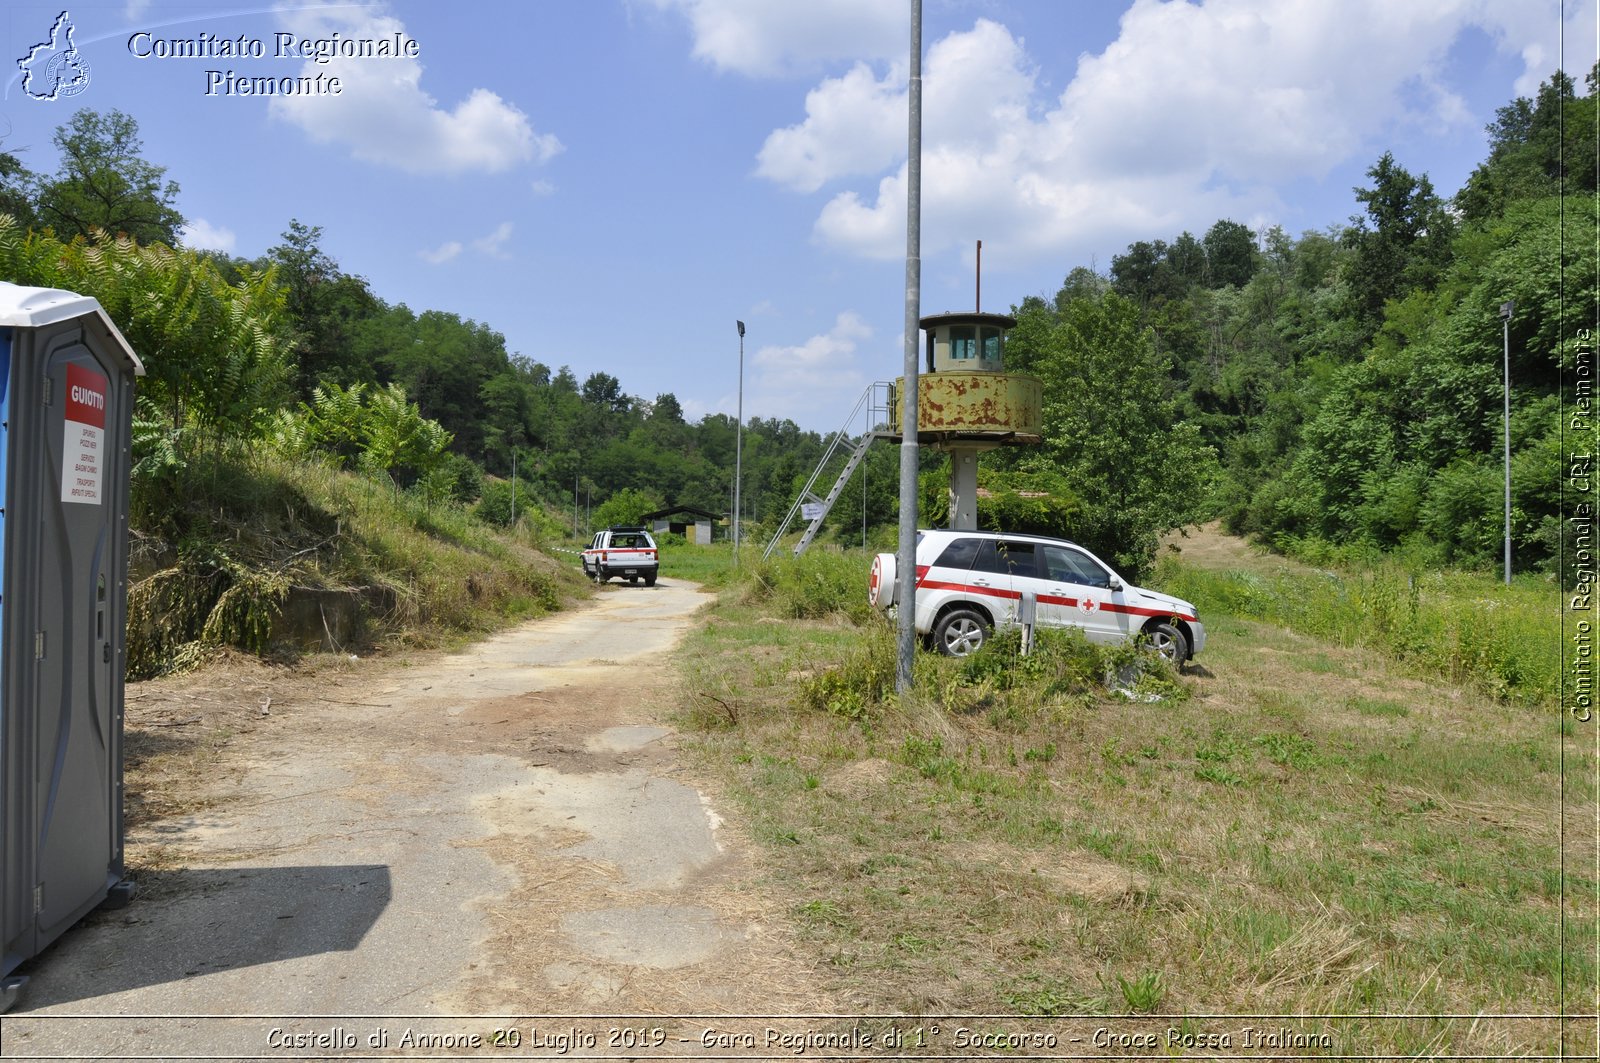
[63,363,107,505]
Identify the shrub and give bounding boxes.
[742,549,873,624]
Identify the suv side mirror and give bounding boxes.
[1108,579,1123,593]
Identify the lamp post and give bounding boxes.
[1500,299,1514,585]
[895,0,923,692]
[735,320,745,567]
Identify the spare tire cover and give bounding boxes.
[868,552,897,610]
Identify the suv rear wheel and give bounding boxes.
[933,608,990,657]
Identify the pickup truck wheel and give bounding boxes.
[593,569,607,584]
[933,608,990,657]
[644,573,657,587]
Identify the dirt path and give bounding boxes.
[6,580,829,1057]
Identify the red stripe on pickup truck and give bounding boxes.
[590,550,657,562]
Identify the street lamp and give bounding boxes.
[1500,299,1514,585]
[735,320,745,566]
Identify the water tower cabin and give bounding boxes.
[925,311,1008,373]
[887,311,1043,531]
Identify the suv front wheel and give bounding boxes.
[1144,621,1189,664]
[933,608,990,657]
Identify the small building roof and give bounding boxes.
[919,310,1017,331]
[641,505,723,522]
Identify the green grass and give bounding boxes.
[675,536,1597,1059]
[1153,547,1562,706]
[657,539,741,588]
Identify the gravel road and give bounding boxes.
[1,579,825,1059]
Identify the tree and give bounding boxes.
[1457,65,1598,220]
[1342,152,1455,331]
[1055,266,1108,306]
[0,152,38,228]
[651,392,685,424]
[1203,219,1258,288]
[36,109,183,245]
[267,219,382,395]
[582,371,629,412]
[1111,239,1180,304]
[593,487,664,529]
[1005,291,1219,577]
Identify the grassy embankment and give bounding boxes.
[674,530,1593,1058]
[127,447,592,676]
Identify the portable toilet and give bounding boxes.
[0,283,141,1009]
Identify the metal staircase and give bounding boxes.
[764,382,893,559]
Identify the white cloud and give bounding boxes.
[646,0,902,77]
[178,218,236,253]
[268,4,562,176]
[419,240,463,265]
[472,221,514,258]
[1505,0,1596,95]
[419,221,514,265]
[756,62,905,191]
[754,310,870,369]
[530,179,557,196]
[756,1,1583,264]
[740,311,873,423]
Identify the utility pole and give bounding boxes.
[895,0,923,692]
[1500,299,1514,584]
[735,320,745,567]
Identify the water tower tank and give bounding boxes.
[888,311,1042,442]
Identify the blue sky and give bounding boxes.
[0,0,1593,432]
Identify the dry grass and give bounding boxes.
[676,531,1599,1059]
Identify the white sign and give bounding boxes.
[62,363,107,505]
[801,502,825,521]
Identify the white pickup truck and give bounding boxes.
[582,526,659,586]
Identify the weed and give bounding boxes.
[802,627,896,718]
[1195,764,1246,786]
[1115,971,1165,1012]
[1255,732,1318,769]
[796,900,851,928]
[1000,979,1105,1016]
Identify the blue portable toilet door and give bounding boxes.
[31,332,123,944]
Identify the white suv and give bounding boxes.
[868,530,1204,662]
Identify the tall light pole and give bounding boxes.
[735,320,745,567]
[895,0,923,692]
[1500,299,1514,585]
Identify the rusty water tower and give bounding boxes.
[887,303,1042,530]
[766,246,1045,555]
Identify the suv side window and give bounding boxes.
[1042,544,1112,588]
[933,537,984,570]
[973,539,1037,578]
